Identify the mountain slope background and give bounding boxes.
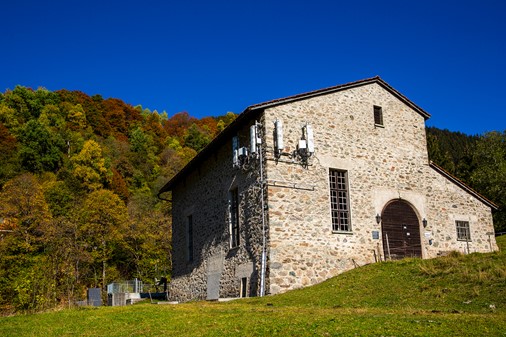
[0,86,504,314]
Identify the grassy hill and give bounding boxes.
[1,236,505,336]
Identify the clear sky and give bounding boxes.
[1,0,504,135]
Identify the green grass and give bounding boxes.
[1,236,505,336]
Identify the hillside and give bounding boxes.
[0,86,236,313]
[0,236,504,336]
[0,85,504,315]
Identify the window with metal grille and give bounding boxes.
[230,188,240,248]
[374,105,383,126]
[456,220,471,241]
[329,169,351,232]
[187,215,194,262]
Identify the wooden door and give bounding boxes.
[381,200,421,259]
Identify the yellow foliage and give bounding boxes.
[71,140,110,191]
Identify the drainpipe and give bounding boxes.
[257,120,267,297]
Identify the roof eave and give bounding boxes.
[248,76,431,120]
[158,76,431,196]
[158,107,261,195]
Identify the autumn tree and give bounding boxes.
[71,140,111,191]
[0,174,53,311]
[163,111,196,140]
[0,173,50,251]
[0,123,19,185]
[79,190,128,293]
[216,111,236,132]
[0,85,231,312]
[62,103,87,131]
[125,192,171,283]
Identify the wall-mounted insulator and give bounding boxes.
[274,119,284,152]
[306,124,314,154]
[298,139,307,151]
[250,125,257,154]
[232,136,239,167]
[239,147,249,158]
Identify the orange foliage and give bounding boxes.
[196,117,218,138]
[111,167,130,201]
[163,111,196,140]
[143,112,167,149]
[0,123,17,156]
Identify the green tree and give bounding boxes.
[471,131,506,232]
[0,103,21,130]
[18,120,63,172]
[126,192,172,283]
[44,179,76,218]
[130,127,155,154]
[184,123,210,152]
[38,104,65,130]
[426,132,455,172]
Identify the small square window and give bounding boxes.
[374,106,383,126]
[456,220,471,241]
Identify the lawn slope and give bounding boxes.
[1,236,505,336]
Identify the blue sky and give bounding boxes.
[1,0,504,135]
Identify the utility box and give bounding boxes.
[87,288,102,306]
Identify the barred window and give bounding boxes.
[230,188,240,248]
[456,220,471,241]
[329,169,351,232]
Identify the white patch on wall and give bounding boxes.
[206,251,224,300]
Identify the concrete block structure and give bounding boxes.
[159,77,498,302]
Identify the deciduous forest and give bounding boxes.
[0,86,235,313]
[0,86,504,314]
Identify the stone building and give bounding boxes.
[158,76,498,301]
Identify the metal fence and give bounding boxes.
[107,278,143,294]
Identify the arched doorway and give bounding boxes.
[381,200,421,259]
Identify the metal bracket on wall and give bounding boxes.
[266,179,315,191]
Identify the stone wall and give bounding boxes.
[260,82,496,294]
[169,118,266,302]
[168,81,497,300]
[424,166,497,256]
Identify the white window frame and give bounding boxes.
[456,220,471,241]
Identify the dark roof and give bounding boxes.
[247,76,430,119]
[158,76,430,195]
[429,161,498,210]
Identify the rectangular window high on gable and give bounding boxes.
[374,105,383,126]
[456,220,471,241]
[230,188,240,248]
[329,169,351,232]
